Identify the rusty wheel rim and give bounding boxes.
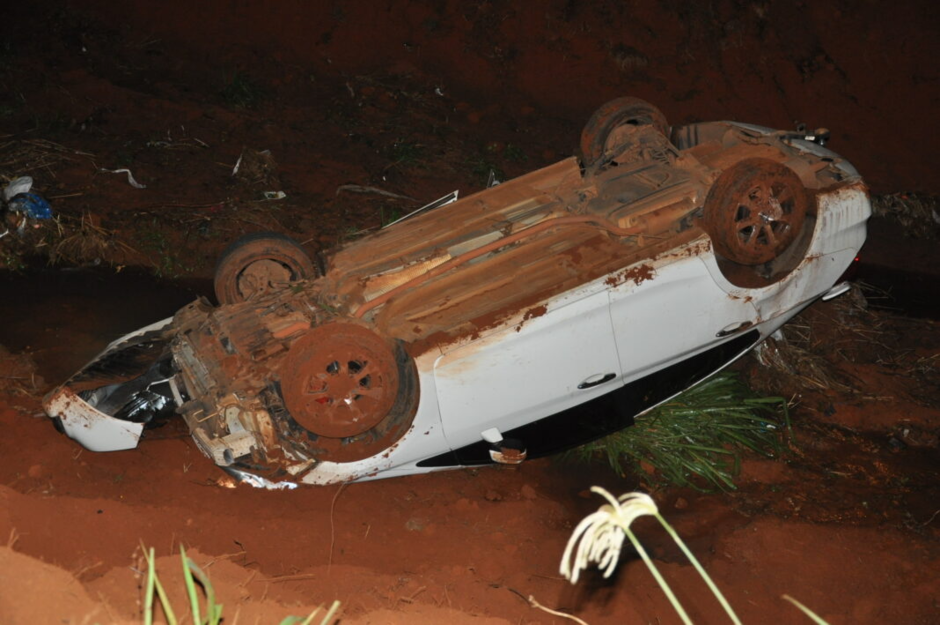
[281,323,399,438]
[705,159,808,266]
[580,97,668,167]
[727,179,798,261]
[237,259,293,301]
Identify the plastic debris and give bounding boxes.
[261,190,286,201]
[100,168,147,189]
[3,174,53,232]
[2,176,33,202]
[7,192,53,219]
[382,190,459,228]
[224,467,298,490]
[232,149,279,187]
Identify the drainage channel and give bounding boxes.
[0,266,211,384]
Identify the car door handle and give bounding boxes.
[578,373,616,389]
[716,320,753,338]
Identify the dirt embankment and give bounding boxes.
[64,0,940,194]
[2,1,937,277]
[2,291,939,624]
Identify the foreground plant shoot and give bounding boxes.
[561,487,830,624]
[561,487,741,625]
[142,545,340,625]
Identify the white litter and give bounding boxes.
[100,168,146,189]
[2,176,33,201]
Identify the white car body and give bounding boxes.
[44,117,870,486]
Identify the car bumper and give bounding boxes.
[44,386,145,452]
[42,317,175,452]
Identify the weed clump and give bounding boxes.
[143,544,340,625]
[219,70,266,109]
[570,372,789,491]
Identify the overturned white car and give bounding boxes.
[44,98,869,486]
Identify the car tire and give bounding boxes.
[703,158,810,266]
[214,231,316,305]
[279,322,413,440]
[580,96,669,168]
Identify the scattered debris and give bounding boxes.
[335,184,418,202]
[486,170,500,188]
[232,148,279,189]
[224,467,298,490]
[8,193,53,220]
[2,176,33,202]
[99,167,147,189]
[1,176,54,237]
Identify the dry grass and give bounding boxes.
[0,138,93,184]
[870,192,940,239]
[751,283,940,407]
[752,284,887,395]
[0,346,44,397]
[753,334,857,394]
[48,213,139,266]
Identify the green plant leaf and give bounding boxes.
[180,546,202,624]
[143,545,177,625]
[567,372,789,491]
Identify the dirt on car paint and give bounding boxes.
[1,0,939,623]
[605,263,656,288]
[518,305,548,327]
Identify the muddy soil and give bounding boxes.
[1,1,938,623]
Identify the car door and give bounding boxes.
[433,286,622,453]
[608,255,759,382]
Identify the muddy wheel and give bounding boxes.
[703,158,810,266]
[279,323,405,439]
[580,96,669,167]
[214,232,315,305]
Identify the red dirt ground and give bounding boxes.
[1,1,938,623]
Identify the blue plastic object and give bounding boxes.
[8,192,53,219]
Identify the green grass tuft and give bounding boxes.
[143,543,340,624]
[570,372,790,491]
[219,70,266,109]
